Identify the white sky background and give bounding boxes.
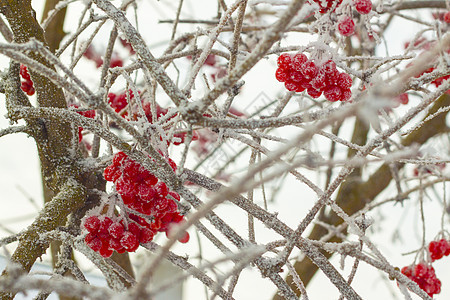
[0,0,449,299]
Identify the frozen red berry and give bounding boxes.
[108,222,125,239]
[178,232,190,243]
[84,216,101,233]
[338,17,355,36]
[120,232,139,252]
[277,53,292,67]
[324,86,343,102]
[354,0,372,14]
[444,12,450,23]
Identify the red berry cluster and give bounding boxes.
[276,53,352,102]
[401,263,441,297]
[83,215,154,257]
[19,65,35,96]
[429,239,450,261]
[103,152,189,240]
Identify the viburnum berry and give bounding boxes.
[301,61,318,80]
[83,216,101,233]
[109,56,124,68]
[444,12,450,23]
[395,93,409,105]
[324,86,342,102]
[340,89,352,102]
[275,68,289,82]
[120,232,139,252]
[178,232,190,243]
[99,244,114,258]
[85,233,102,252]
[277,53,292,67]
[338,17,355,36]
[108,222,125,239]
[337,73,352,89]
[354,0,372,14]
[292,53,307,69]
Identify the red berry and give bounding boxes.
[300,61,318,80]
[340,89,352,102]
[204,54,217,66]
[444,12,450,23]
[167,157,177,172]
[322,60,337,75]
[108,238,123,251]
[311,71,326,91]
[85,233,102,252]
[289,70,304,83]
[178,232,190,243]
[396,93,409,105]
[354,0,372,14]
[21,81,35,96]
[20,65,31,80]
[138,183,157,201]
[443,239,450,256]
[324,86,342,102]
[337,73,352,89]
[277,53,292,67]
[119,38,135,54]
[414,263,427,277]
[120,232,139,252]
[84,216,101,233]
[338,17,355,36]
[128,223,141,237]
[292,53,307,70]
[104,165,120,182]
[168,191,180,201]
[275,68,289,82]
[285,81,298,92]
[110,56,124,68]
[99,244,113,258]
[98,216,113,233]
[108,222,125,239]
[155,182,169,197]
[139,227,155,244]
[113,151,127,166]
[401,266,412,277]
